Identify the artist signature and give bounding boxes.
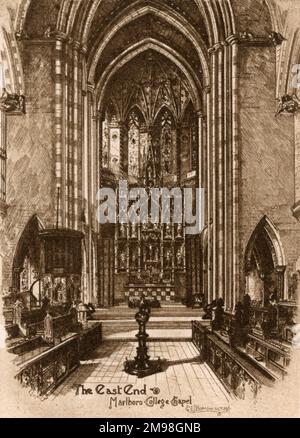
[185,405,230,416]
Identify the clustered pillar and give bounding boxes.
[203,35,240,312]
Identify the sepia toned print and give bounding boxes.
[0,0,299,419]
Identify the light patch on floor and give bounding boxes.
[50,341,231,416]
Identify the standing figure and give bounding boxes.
[120,224,126,238]
[165,249,171,268]
[229,302,246,348]
[211,298,224,331]
[13,299,23,326]
[242,293,252,326]
[176,224,182,238]
[131,223,137,238]
[165,224,172,238]
[44,310,54,344]
[176,248,183,267]
[119,251,127,269]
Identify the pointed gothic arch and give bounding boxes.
[244,216,286,304]
[126,105,145,127]
[96,39,202,114]
[12,214,44,292]
[88,4,210,87]
[126,106,145,179]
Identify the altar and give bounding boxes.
[116,219,185,303]
[125,283,176,302]
[98,80,200,307]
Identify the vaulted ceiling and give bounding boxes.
[19,0,237,91]
[2,0,298,99]
[102,50,196,125]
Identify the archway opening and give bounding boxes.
[12,215,43,307]
[244,217,286,305]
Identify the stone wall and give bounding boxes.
[238,43,300,293]
[1,41,56,291]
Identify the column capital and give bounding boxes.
[226,34,239,45]
[275,265,286,274]
[276,94,300,116]
[80,44,88,55]
[53,30,68,42]
[87,83,95,94]
[208,42,223,55]
[71,40,81,51]
[71,40,87,54]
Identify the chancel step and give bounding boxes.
[92,304,203,321]
[92,304,203,340]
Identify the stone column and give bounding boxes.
[217,44,225,300]
[176,122,181,183]
[197,111,204,188]
[293,111,300,219]
[72,40,81,231]
[0,111,7,216]
[224,37,233,312]
[197,111,205,296]
[64,38,71,229]
[118,121,128,175]
[205,86,212,304]
[276,266,286,301]
[205,36,239,311]
[54,33,67,228]
[228,35,240,310]
[86,83,95,303]
[208,41,226,302]
[208,44,219,301]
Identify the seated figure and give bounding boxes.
[242,293,252,326]
[191,293,204,308]
[229,301,247,348]
[261,302,278,339]
[211,298,224,331]
[202,299,216,319]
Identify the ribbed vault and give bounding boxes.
[17,0,242,91]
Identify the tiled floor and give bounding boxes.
[51,341,231,408]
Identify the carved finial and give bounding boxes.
[0,89,25,114]
[276,94,300,116]
[239,31,254,41]
[269,31,286,46]
[15,29,29,41]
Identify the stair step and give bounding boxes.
[102,321,191,328]
[101,318,197,340]
[92,305,202,340]
[103,328,192,341]
[92,306,203,320]
[102,322,192,330]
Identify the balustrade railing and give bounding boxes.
[192,320,274,399]
[15,335,79,397]
[249,302,297,341]
[15,322,102,397]
[24,312,76,340]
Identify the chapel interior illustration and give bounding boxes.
[0,0,299,403]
